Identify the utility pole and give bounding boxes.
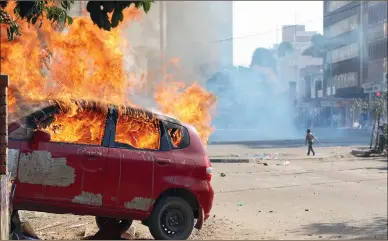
[159,1,166,70]
[359,1,364,125]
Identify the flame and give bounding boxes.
[41,100,108,145]
[168,128,183,148]
[1,2,217,146]
[115,106,160,150]
[155,81,216,144]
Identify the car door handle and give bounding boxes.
[84,151,102,156]
[155,158,171,166]
[83,151,102,160]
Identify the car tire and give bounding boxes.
[148,196,194,240]
[95,216,132,234]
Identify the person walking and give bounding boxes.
[306,129,319,156]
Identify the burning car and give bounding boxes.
[8,99,214,240]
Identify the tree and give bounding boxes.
[277,41,293,58]
[351,90,388,150]
[250,47,277,74]
[302,33,326,58]
[0,1,153,40]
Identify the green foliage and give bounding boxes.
[351,91,388,118]
[0,7,20,40]
[250,47,277,73]
[277,41,293,57]
[86,1,153,31]
[0,0,153,40]
[302,34,326,58]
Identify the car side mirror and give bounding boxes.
[32,130,51,143]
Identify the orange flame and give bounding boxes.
[1,2,217,146]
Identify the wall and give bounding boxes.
[365,1,388,90]
[165,1,233,85]
[323,1,365,98]
[278,25,322,100]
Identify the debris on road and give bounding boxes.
[220,173,226,177]
[36,222,63,232]
[68,223,88,228]
[121,226,136,239]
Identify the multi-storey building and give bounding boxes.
[322,1,368,127]
[68,1,233,86]
[363,1,388,94]
[164,1,233,84]
[277,25,322,102]
[323,1,366,99]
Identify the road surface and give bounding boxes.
[18,145,387,240]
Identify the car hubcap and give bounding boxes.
[161,206,186,236]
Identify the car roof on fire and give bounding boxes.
[24,99,183,126]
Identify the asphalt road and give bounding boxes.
[18,145,387,240]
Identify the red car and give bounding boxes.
[8,99,214,240]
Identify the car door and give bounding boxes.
[12,103,109,207]
[102,108,154,212]
[39,106,110,206]
[150,121,177,198]
[8,121,45,202]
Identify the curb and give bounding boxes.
[209,158,251,163]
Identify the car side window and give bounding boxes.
[8,120,34,141]
[165,122,190,149]
[114,111,161,151]
[30,105,108,146]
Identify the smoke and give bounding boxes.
[207,60,300,142]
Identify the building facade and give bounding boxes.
[164,1,234,84]
[364,1,388,94]
[277,25,322,101]
[68,1,234,86]
[323,1,387,127]
[323,0,366,99]
[322,1,368,127]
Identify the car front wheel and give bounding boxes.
[95,216,132,234]
[148,196,194,240]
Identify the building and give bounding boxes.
[322,1,368,127]
[277,25,323,101]
[363,1,388,94]
[164,1,233,84]
[323,1,387,127]
[67,1,234,105]
[297,65,325,127]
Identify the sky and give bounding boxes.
[233,1,323,66]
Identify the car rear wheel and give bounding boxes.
[95,216,132,234]
[148,196,194,240]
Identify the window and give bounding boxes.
[115,108,161,150]
[325,14,358,38]
[368,2,387,24]
[164,122,190,149]
[11,101,108,146]
[8,121,34,141]
[333,72,358,89]
[327,43,359,64]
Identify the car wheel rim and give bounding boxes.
[160,206,186,236]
